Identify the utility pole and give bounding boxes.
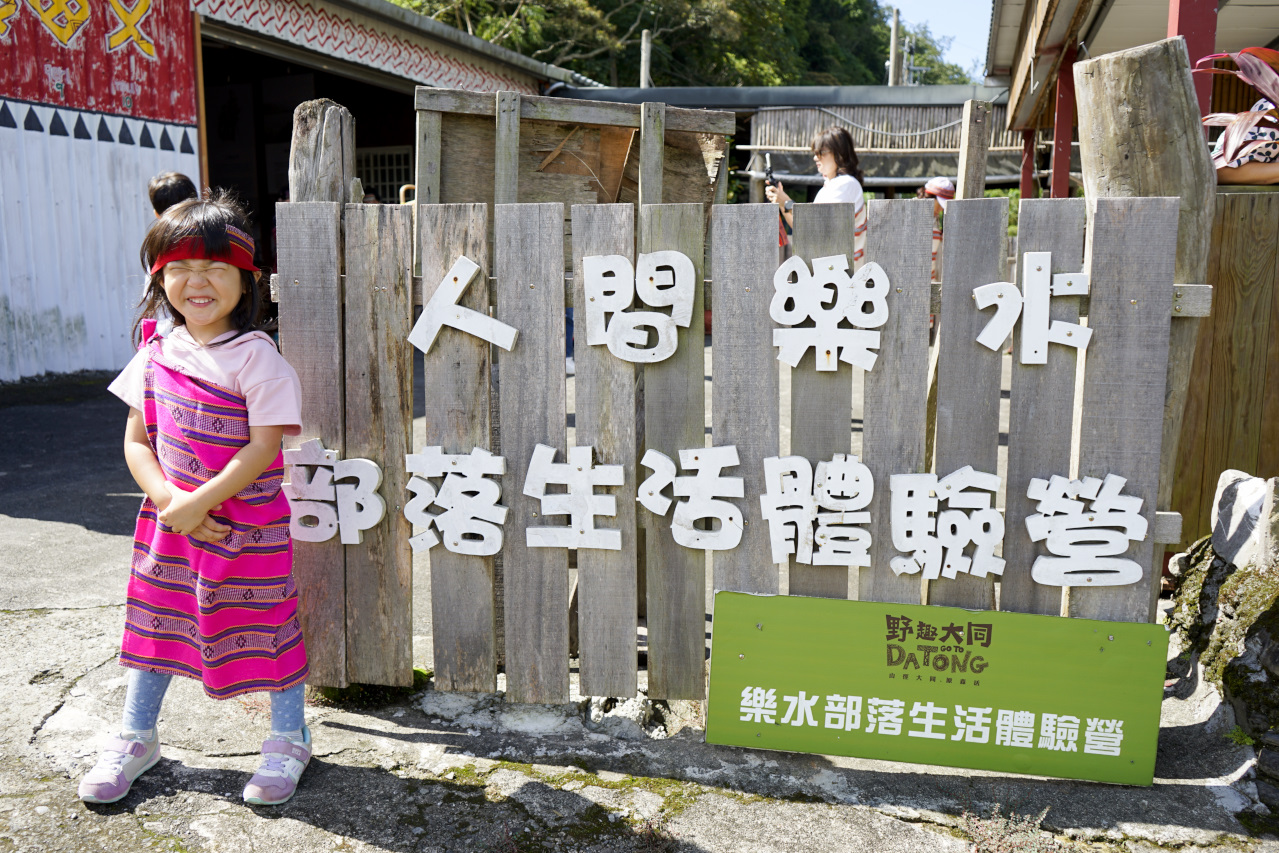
[640,29,652,88]
[888,9,900,85]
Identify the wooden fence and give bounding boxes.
[1172,190,1279,549]
[276,188,1204,695]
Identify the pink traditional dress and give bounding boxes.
[115,321,308,699]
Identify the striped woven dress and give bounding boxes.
[121,334,308,699]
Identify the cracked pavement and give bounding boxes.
[2,379,1277,852]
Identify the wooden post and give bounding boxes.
[788,204,857,599]
[413,108,442,273]
[999,198,1086,616]
[192,13,209,189]
[860,199,934,605]
[956,100,992,200]
[1167,0,1215,116]
[343,203,415,686]
[1020,129,1037,201]
[710,204,780,596]
[494,92,521,205]
[1074,36,1216,597]
[279,98,357,688]
[928,197,1008,611]
[1051,45,1077,199]
[276,202,346,687]
[641,203,707,699]
[571,204,638,699]
[289,100,355,206]
[1070,198,1180,623]
[420,203,496,692]
[640,103,665,207]
[496,203,569,704]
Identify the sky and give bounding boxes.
[885,0,995,81]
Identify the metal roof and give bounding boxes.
[552,84,1010,111]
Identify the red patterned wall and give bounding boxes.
[0,0,198,124]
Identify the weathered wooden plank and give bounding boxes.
[956,100,993,200]
[1196,193,1279,536]
[289,100,355,205]
[928,196,1008,610]
[640,203,707,699]
[860,199,934,605]
[494,92,522,206]
[415,110,443,207]
[496,203,569,704]
[570,203,638,698]
[343,203,415,685]
[420,203,496,692]
[276,201,347,688]
[414,87,736,135]
[639,103,665,207]
[710,204,781,595]
[1069,197,1179,623]
[787,203,857,599]
[413,109,442,275]
[1171,201,1225,547]
[1074,38,1215,550]
[1261,212,1279,481]
[999,198,1086,616]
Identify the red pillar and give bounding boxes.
[1050,44,1077,199]
[1020,129,1037,200]
[1168,0,1216,116]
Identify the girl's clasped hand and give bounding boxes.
[79,191,312,808]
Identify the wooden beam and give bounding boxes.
[414,87,736,136]
[1051,44,1076,198]
[494,92,521,205]
[1167,0,1216,115]
[1020,129,1037,200]
[639,102,665,207]
[956,100,993,200]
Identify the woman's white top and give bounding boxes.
[813,173,864,208]
[812,173,867,264]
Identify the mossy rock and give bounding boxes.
[1168,535,1279,738]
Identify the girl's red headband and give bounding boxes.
[149,225,259,275]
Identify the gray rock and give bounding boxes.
[1212,470,1270,568]
[1262,639,1279,680]
[1257,778,1279,811]
[1259,748,1279,783]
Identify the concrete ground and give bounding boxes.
[1,369,1276,853]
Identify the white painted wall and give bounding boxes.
[0,100,199,381]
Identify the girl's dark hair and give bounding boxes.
[134,190,263,347]
[811,125,864,186]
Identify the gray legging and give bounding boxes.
[122,668,306,736]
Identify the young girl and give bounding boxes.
[80,193,311,806]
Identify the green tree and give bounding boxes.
[901,22,975,85]
[389,0,893,87]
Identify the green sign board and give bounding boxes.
[706,592,1168,786]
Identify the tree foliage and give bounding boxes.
[391,0,972,88]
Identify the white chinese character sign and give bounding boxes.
[582,251,697,363]
[284,439,386,545]
[403,447,507,556]
[771,256,890,370]
[707,592,1168,786]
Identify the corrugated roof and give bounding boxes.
[553,84,1010,112]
